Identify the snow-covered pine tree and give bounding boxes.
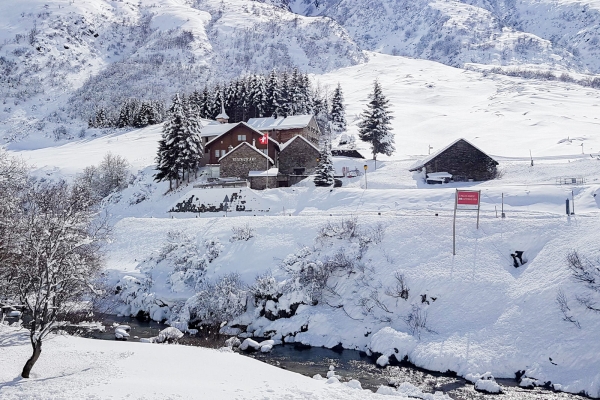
[312,84,330,141]
[248,74,267,119]
[277,71,293,118]
[133,101,156,128]
[300,73,313,114]
[116,99,139,128]
[330,83,347,133]
[199,86,211,119]
[313,142,335,187]
[358,80,395,167]
[155,94,186,189]
[290,68,303,115]
[178,97,204,182]
[265,70,280,118]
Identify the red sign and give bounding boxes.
[457,191,480,205]
[259,134,268,145]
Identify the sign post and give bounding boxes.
[453,189,481,255]
[364,164,368,189]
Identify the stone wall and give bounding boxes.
[249,176,278,190]
[279,137,320,175]
[424,140,497,181]
[220,143,272,179]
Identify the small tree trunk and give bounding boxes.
[22,340,42,378]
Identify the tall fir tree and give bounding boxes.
[154,94,203,188]
[330,83,347,133]
[133,101,157,128]
[277,71,293,118]
[249,74,267,118]
[265,70,281,118]
[358,80,395,167]
[313,142,335,187]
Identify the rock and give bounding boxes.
[225,336,241,349]
[345,379,362,390]
[326,376,340,384]
[115,325,131,332]
[473,372,501,394]
[312,374,325,381]
[376,355,389,367]
[519,377,537,389]
[115,328,130,340]
[260,344,273,352]
[240,338,260,351]
[326,370,336,378]
[156,327,184,344]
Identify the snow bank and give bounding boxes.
[369,327,417,360]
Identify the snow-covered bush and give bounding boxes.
[75,152,131,202]
[181,273,247,327]
[250,270,282,303]
[153,231,223,292]
[230,223,255,242]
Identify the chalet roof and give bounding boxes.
[205,122,280,147]
[409,138,498,171]
[246,115,314,131]
[218,141,274,164]
[200,122,237,138]
[279,135,320,153]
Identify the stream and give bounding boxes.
[84,315,587,400]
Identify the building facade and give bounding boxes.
[219,142,275,180]
[204,123,279,165]
[246,115,320,145]
[409,138,498,182]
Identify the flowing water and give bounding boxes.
[86,315,588,400]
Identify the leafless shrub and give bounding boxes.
[317,216,359,240]
[385,272,410,301]
[566,251,600,291]
[556,289,581,328]
[404,305,435,339]
[575,295,600,313]
[230,223,255,242]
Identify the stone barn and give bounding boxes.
[219,142,275,181]
[277,135,321,187]
[409,138,498,182]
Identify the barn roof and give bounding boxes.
[409,138,498,171]
[247,115,314,131]
[279,135,320,152]
[218,141,275,164]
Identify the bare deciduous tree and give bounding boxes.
[1,179,107,378]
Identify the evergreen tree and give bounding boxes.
[248,74,267,118]
[330,83,347,133]
[312,85,330,142]
[277,71,293,118]
[265,70,280,118]
[116,99,139,128]
[313,142,335,187]
[300,73,313,114]
[154,94,203,188]
[199,86,211,119]
[289,68,303,115]
[133,101,157,128]
[358,80,395,167]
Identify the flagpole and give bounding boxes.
[266,133,268,189]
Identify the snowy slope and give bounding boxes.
[280,0,600,73]
[0,0,363,144]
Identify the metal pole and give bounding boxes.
[501,193,505,218]
[572,190,575,215]
[476,190,481,229]
[266,136,268,189]
[453,190,457,255]
[365,170,367,189]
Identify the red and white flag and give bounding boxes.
[259,133,268,145]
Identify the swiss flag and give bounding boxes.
[259,133,268,145]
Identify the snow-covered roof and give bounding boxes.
[200,122,237,138]
[246,115,314,131]
[219,141,274,164]
[248,168,279,177]
[409,138,498,171]
[279,135,320,152]
[205,122,280,147]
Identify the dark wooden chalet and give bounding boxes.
[409,138,498,182]
[204,122,279,165]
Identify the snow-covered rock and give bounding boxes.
[224,336,242,349]
[114,328,130,340]
[471,372,502,394]
[344,379,362,390]
[376,355,390,367]
[240,338,261,351]
[155,327,184,344]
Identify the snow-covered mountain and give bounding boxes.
[0,0,363,143]
[269,0,600,73]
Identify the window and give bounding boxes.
[261,149,268,155]
[237,134,246,141]
[215,149,221,158]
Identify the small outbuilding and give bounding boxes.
[277,135,320,187]
[409,138,498,182]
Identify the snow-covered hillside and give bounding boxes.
[0,0,362,144]
[7,53,600,397]
[276,0,600,74]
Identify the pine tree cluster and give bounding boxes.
[313,143,335,187]
[188,68,314,123]
[155,94,203,189]
[89,99,166,129]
